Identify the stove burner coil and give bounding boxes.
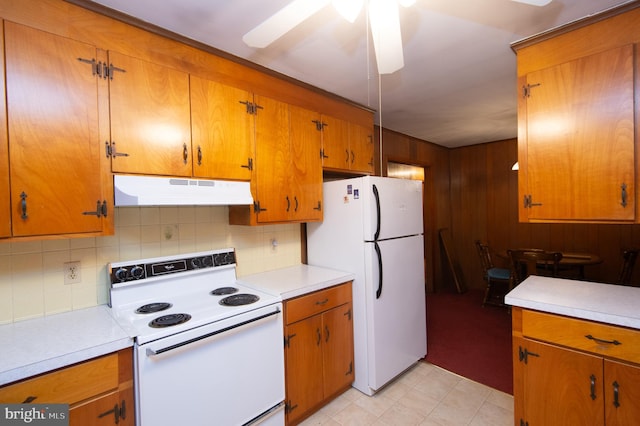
[149,313,192,328]
[210,287,239,296]
[219,294,260,307]
[136,302,173,314]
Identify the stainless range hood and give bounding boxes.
[114,175,253,206]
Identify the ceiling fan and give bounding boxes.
[243,0,553,75]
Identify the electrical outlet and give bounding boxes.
[64,261,81,284]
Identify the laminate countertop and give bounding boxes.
[505,275,640,329]
[238,264,355,300]
[0,305,132,386]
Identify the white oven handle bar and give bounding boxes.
[145,307,281,356]
[243,401,285,426]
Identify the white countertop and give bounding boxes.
[505,275,640,329]
[238,264,355,300]
[0,305,132,386]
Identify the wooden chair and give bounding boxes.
[475,241,512,307]
[508,249,563,285]
[616,249,639,286]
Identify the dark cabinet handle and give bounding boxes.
[613,381,620,408]
[286,196,290,212]
[182,143,188,165]
[316,328,321,346]
[22,396,37,404]
[345,149,349,163]
[325,325,330,342]
[315,298,329,306]
[621,183,628,208]
[313,201,322,211]
[294,196,298,212]
[197,145,202,166]
[585,335,621,345]
[20,192,28,220]
[590,374,597,400]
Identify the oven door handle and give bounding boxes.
[145,307,281,356]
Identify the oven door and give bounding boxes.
[135,303,285,426]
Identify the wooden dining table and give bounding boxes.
[499,250,602,279]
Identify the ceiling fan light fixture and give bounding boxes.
[369,0,404,74]
[332,0,364,23]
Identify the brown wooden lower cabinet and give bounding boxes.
[283,282,354,425]
[0,348,134,426]
[512,308,640,425]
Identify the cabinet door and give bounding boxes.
[0,26,9,238]
[285,316,323,425]
[108,51,192,177]
[517,338,603,426]
[349,123,374,174]
[254,95,291,223]
[322,302,354,398]
[190,76,254,180]
[70,389,132,426]
[5,22,104,236]
[321,115,350,170]
[523,45,634,221]
[289,105,323,222]
[604,359,640,426]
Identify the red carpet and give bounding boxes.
[424,288,513,394]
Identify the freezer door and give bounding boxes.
[360,176,424,241]
[364,234,426,392]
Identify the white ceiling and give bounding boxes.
[89,0,630,148]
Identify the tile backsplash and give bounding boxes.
[0,206,302,324]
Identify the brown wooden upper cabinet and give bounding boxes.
[230,97,323,225]
[321,114,374,174]
[190,76,254,181]
[3,22,111,238]
[513,6,639,223]
[107,51,192,177]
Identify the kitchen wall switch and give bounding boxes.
[64,261,81,284]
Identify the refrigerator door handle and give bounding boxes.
[375,241,383,299]
[372,184,381,241]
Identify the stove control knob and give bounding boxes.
[130,265,145,279]
[191,258,202,269]
[201,256,214,268]
[114,267,129,282]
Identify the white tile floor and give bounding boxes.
[299,362,514,426]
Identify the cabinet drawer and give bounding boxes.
[522,310,640,364]
[285,282,352,325]
[0,353,119,405]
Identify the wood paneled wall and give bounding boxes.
[448,138,640,291]
[377,127,450,293]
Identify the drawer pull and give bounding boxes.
[22,396,37,404]
[315,298,329,306]
[585,335,621,346]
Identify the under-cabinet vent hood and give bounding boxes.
[114,175,253,207]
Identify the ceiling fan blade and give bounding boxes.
[243,0,330,48]
[510,0,553,6]
[369,0,404,74]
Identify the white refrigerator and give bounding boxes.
[306,176,427,395]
